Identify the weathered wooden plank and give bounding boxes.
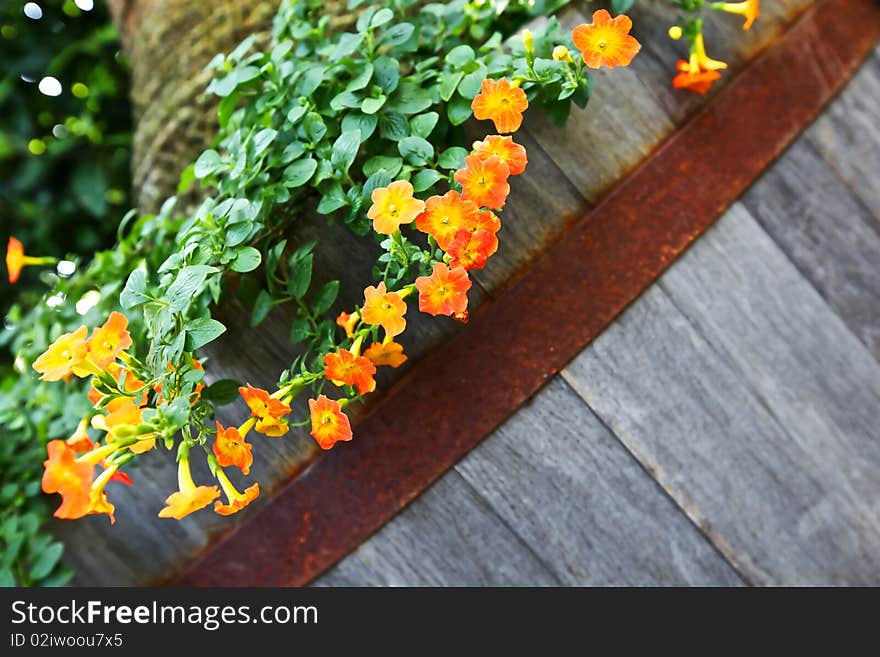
[742,138,880,359]
[451,377,743,585]
[315,470,560,586]
[805,48,880,221]
[317,377,742,586]
[562,204,880,584]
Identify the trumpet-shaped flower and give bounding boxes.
[5,236,55,283]
[309,395,353,450]
[367,180,425,235]
[361,281,407,337]
[473,209,502,235]
[87,312,132,369]
[471,78,529,134]
[364,341,407,368]
[672,60,722,94]
[454,155,511,210]
[239,385,292,437]
[713,0,760,30]
[213,469,260,516]
[33,326,89,382]
[213,422,254,475]
[66,417,96,454]
[336,311,360,339]
[446,229,498,271]
[42,440,94,520]
[415,262,472,316]
[415,190,480,251]
[472,135,528,176]
[324,348,377,395]
[572,10,641,69]
[158,457,220,519]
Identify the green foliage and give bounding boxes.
[0,1,132,586]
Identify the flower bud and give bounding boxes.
[522,29,534,53]
[552,45,572,62]
[668,25,683,40]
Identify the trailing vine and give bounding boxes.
[2,0,761,555]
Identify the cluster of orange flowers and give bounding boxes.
[669,0,760,94]
[25,11,647,523]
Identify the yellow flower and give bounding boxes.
[33,326,89,382]
[213,469,260,516]
[713,0,760,30]
[367,180,425,235]
[158,457,220,519]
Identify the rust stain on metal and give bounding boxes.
[177,0,880,586]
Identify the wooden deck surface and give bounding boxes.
[52,0,880,585]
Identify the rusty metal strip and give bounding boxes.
[178,0,880,586]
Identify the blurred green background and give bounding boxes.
[1,0,131,312]
[0,0,132,586]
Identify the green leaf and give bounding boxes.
[363,155,403,178]
[458,68,487,99]
[312,280,340,315]
[398,136,434,166]
[410,112,439,138]
[120,269,148,309]
[438,146,468,170]
[331,130,361,174]
[303,112,327,142]
[370,7,394,28]
[361,95,386,115]
[611,0,635,13]
[201,379,241,405]
[283,158,318,188]
[439,71,464,102]
[341,113,378,141]
[167,265,216,312]
[230,246,262,273]
[184,317,227,351]
[297,66,325,96]
[317,181,348,214]
[446,45,475,67]
[411,169,444,193]
[379,112,409,140]
[383,23,415,46]
[29,542,63,582]
[194,149,223,179]
[0,569,14,587]
[286,104,307,125]
[346,62,374,92]
[289,318,312,345]
[447,96,473,126]
[287,253,313,299]
[251,290,274,327]
[251,128,277,157]
[225,221,253,247]
[388,82,435,115]
[373,56,399,93]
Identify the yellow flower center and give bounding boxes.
[597,39,608,50]
[388,204,399,216]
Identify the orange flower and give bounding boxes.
[336,311,360,339]
[88,491,116,524]
[672,60,722,94]
[361,281,407,337]
[364,341,407,368]
[309,395,353,450]
[473,209,501,235]
[323,348,377,395]
[239,385,291,437]
[572,9,641,69]
[42,440,94,520]
[415,262,472,316]
[415,190,480,251]
[367,180,426,235]
[158,457,220,519]
[32,326,89,382]
[454,155,510,210]
[471,77,529,134]
[87,312,133,369]
[472,135,528,176]
[5,236,54,283]
[214,470,260,516]
[213,422,254,476]
[446,229,498,271]
[66,417,96,454]
[714,0,759,30]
